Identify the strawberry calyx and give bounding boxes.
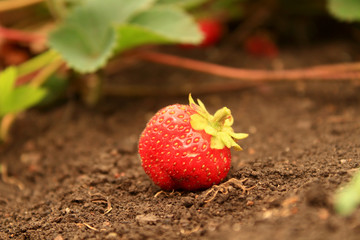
[189,94,248,150]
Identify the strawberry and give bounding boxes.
[197,19,223,47]
[180,18,224,48]
[138,95,248,191]
[244,33,279,58]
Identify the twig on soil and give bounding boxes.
[82,223,99,231]
[104,202,112,215]
[154,190,182,198]
[89,192,113,215]
[91,197,113,215]
[202,178,255,203]
[0,163,25,190]
[0,0,44,12]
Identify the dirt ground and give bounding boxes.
[1,42,360,240]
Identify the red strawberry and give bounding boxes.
[244,33,278,58]
[138,95,248,191]
[198,19,223,47]
[180,19,224,48]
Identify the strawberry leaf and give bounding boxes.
[49,3,116,73]
[0,67,16,106]
[116,24,174,52]
[3,87,47,115]
[49,24,116,73]
[130,6,203,43]
[84,0,155,24]
[0,67,47,116]
[49,0,154,73]
[328,0,360,22]
[116,6,202,52]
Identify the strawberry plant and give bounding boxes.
[48,0,204,73]
[0,67,47,117]
[138,94,248,191]
[0,67,47,140]
[0,0,205,142]
[244,32,278,58]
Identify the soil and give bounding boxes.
[1,42,360,240]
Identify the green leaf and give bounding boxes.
[49,25,116,73]
[127,6,202,43]
[155,0,207,8]
[1,87,48,115]
[116,24,174,52]
[83,0,156,24]
[334,170,360,216]
[116,6,203,52]
[0,67,47,116]
[49,5,116,73]
[328,0,360,22]
[49,0,155,73]
[0,67,17,107]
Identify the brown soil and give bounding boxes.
[1,42,360,240]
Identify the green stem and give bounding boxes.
[30,57,64,87]
[17,50,59,77]
[212,107,231,127]
[0,113,16,142]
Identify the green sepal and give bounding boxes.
[188,94,248,150]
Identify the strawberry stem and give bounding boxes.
[212,107,231,127]
[189,94,247,150]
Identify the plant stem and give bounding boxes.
[0,114,16,142]
[30,57,64,87]
[135,50,360,81]
[18,50,59,77]
[0,26,45,43]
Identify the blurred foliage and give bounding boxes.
[0,67,47,117]
[334,170,360,216]
[328,0,360,22]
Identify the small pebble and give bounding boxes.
[135,214,159,224]
[54,235,64,240]
[106,232,119,239]
[246,200,254,206]
[340,159,347,164]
